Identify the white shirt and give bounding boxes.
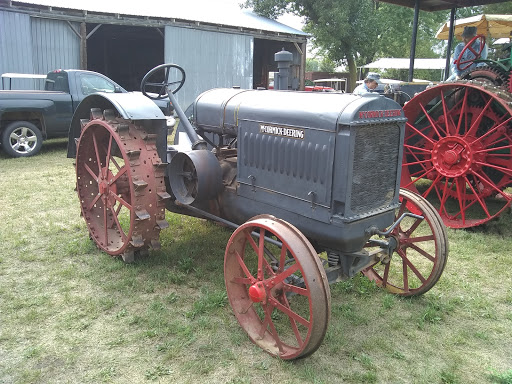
[353,82,373,95]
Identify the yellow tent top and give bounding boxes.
[436,14,512,40]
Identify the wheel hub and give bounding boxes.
[248,282,267,303]
[98,178,108,195]
[431,136,477,177]
[98,169,117,205]
[13,131,33,151]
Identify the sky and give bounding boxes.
[220,0,306,31]
[276,13,305,31]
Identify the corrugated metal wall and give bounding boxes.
[0,10,34,89]
[31,18,80,75]
[0,11,79,90]
[165,26,253,108]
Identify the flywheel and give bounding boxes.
[75,108,170,261]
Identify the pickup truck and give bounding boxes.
[0,69,171,157]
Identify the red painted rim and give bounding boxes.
[401,83,512,228]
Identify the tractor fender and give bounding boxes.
[67,92,166,158]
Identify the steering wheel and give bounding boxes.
[141,63,186,100]
[456,35,486,72]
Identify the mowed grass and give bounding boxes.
[0,138,511,384]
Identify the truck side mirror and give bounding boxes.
[114,86,122,93]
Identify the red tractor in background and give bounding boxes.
[401,16,512,228]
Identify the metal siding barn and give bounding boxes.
[0,10,35,89]
[31,18,80,75]
[165,26,253,108]
[0,0,307,101]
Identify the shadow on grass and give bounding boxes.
[42,137,69,152]
[462,208,512,237]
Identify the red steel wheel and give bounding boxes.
[224,215,330,359]
[362,189,448,297]
[402,82,512,228]
[75,109,168,260]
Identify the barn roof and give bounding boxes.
[6,0,307,37]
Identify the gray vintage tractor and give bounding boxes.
[68,64,448,360]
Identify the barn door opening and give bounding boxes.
[87,24,164,91]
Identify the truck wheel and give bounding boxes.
[1,121,43,157]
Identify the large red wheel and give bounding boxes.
[402,82,512,228]
[224,215,330,360]
[362,189,448,297]
[75,108,169,260]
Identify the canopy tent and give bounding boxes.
[436,14,512,40]
[361,58,446,70]
[494,37,510,44]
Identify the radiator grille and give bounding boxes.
[242,132,329,184]
[239,123,334,207]
[350,124,400,214]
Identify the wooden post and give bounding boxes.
[300,41,306,90]
[80,22,87,70]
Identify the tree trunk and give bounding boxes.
[347,55,358,92]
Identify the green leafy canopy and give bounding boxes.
[243,0,501,87]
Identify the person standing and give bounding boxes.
[449,26,488,80]
[353,74,379,95]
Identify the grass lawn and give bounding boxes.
[0,138,511,383]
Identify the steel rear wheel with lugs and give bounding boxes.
[401,81,512,228]
[75,108,170,261]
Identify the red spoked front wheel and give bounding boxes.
[402,82,512,228]
[224,215,330,360]
[362,189,448,297]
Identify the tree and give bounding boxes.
[375,5,447,59]
[244,0,450,89]
[306,57,336,72]
[245,0,379,90]
[319,57,336,73]
[372,4,448,81]
[306,58,319,72]
[482,2,512,14]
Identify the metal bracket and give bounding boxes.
[366,212,424,237]
[308,191,316,209]
[248,175,256,191]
